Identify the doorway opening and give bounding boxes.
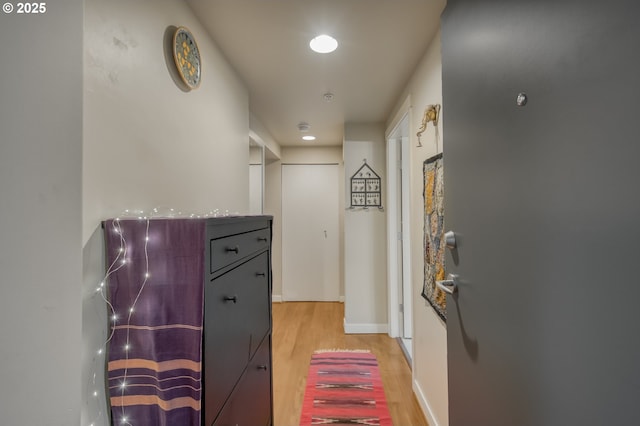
[387,113,412,360]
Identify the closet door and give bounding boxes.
[282,164,340,301]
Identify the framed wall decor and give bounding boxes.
[350,162,382,208]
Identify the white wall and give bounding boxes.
[282,146,343,164]
[250,113,282,160]
[0,1,83,424]
[83,0,250,243]
[249,144,264,214]
[249,163,263,214]
[387,31,449,426]
[343,124,388,333]
[82,1,252,424]
[82,227,110,425]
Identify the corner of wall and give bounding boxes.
[343,318,389,334]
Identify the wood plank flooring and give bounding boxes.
[272,302,428,426]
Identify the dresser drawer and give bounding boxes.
[209,228,270,273]
[203,252,271,425]
[212,336,272,426]
[245,252,271,357]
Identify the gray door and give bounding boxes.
[442,1,640,425]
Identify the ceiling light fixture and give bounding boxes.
[302,135,316,141]
[309,35,338,53]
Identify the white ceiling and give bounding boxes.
[186,0,446,147]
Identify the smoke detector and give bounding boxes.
[297,122,311,132]
[323,92,335,102]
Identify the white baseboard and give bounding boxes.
[343,318,388,334]
[413,379,441,426]
[272,295,344,303]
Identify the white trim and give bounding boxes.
[386,136,400,338]
[386,110,413,340]
[413,379,441,426]
[343,318,389,334]
[400,134,413,338]
[249,132,265,214]
[272,295,342,303]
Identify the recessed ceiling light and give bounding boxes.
[302,135,316,141]
[309,35,338,53]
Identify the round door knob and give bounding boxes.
[444,231,457,249]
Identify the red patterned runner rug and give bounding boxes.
[299,350,393,426]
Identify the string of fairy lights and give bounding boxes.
[84,208,239,426]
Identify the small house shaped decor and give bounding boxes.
[350,161,382,208]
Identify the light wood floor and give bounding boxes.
[272,302,428,426]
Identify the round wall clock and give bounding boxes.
[172,27,202,90]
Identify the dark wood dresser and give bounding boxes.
[203,216,273,426]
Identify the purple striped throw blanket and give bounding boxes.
[104,218,205,426]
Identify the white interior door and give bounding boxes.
[282,164,340,301]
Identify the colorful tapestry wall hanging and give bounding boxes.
[422,153,447,321]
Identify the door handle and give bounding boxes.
[444,231,457,249]
[436,273,459,295]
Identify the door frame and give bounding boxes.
[386,105,412,339]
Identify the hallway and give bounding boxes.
[272,302,428,425]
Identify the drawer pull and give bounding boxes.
[257,365,268,371]
[257,237,268,242]
[256,272,266,277]
[226,246,239,254]
[223,295,238,304]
